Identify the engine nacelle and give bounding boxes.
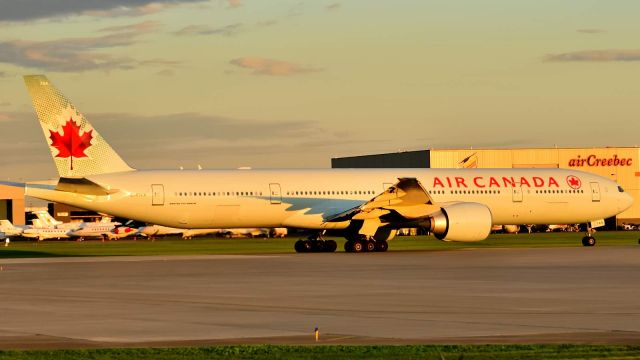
[429,202,493,242]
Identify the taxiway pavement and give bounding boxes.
[1,247,639,348]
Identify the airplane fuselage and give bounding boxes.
[26,168,630,230]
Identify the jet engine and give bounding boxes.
[428,202,493,242]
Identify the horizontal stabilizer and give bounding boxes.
[56,177,118,196]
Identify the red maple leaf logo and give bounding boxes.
[566,175,581,189]
[49,117,93,170]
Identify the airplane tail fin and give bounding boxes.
[0,220,15,231]
[32,210,59,227]
[23,75,134,178]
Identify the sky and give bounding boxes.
[1,0,640,181]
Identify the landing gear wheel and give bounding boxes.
[581,236,596,247]
[314,240,325,252]
[344,241,354,253]
[365,240,376,252]
[325,240,337,253]
[375,241,389,252]
[302,240,314,252]
[294,240,305,253]
[351,240,365,253]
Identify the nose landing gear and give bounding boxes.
[581,225,596,247]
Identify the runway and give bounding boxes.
[1,247,640,348]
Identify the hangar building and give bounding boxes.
[0,185,26,225]
[332,147,640,225]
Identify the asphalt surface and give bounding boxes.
[1,247,640,349]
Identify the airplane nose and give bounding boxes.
[620,192,634,212]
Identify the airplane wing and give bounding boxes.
[326,178,441,223]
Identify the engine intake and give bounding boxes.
[430,202,493,242]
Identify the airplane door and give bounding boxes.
[590,182,601,202]
[269,183,282,204]
[512,187,523,202]
[151,184,164,206]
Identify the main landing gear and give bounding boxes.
[294,233,338,253]
[344,236,388,253]
[293,234,389,253]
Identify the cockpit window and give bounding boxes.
[618,186,625,193]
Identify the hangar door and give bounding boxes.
[0,200,12,222]
[151,184,165,206]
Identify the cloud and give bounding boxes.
[326,3,341,11]
[229,57,322,76]
[156,69,175,76]
[227,0,242,9]
[256,20,278,27]
[544,49,640,62]
[98,20,162,33]
[0,0,205,21]
[0,25,178,71]
[174,23,243,37]
[577,29,605,34]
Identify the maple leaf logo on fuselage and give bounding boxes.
[566,175,582,189]
[49,117,93,170]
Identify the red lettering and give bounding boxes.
[569,154,632,167]
[446,177,452,187]
[455,177,467,188]
[502,177,515,187]
[433,177,444,188]
[519,177,531,187]
[489,177,500,187]
[533,177,544,187]
[473,177,485,188]
[549,177,559,187]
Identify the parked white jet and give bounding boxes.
[22,227,70,241]
[67,222,119,240]
[138,225,220,239]
[0,220,26,237]
[3,75,634,252]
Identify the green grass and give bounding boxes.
[1,231,639,259]
[1,345,640,360]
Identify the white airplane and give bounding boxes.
[67,222,119,240]
[219,228,270,238]
[138,225,220,239]
[22,227,70,241]
[107,226,139,240]
[31,210,80,230]
[0,220,27,237]
[2,75,634,252]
